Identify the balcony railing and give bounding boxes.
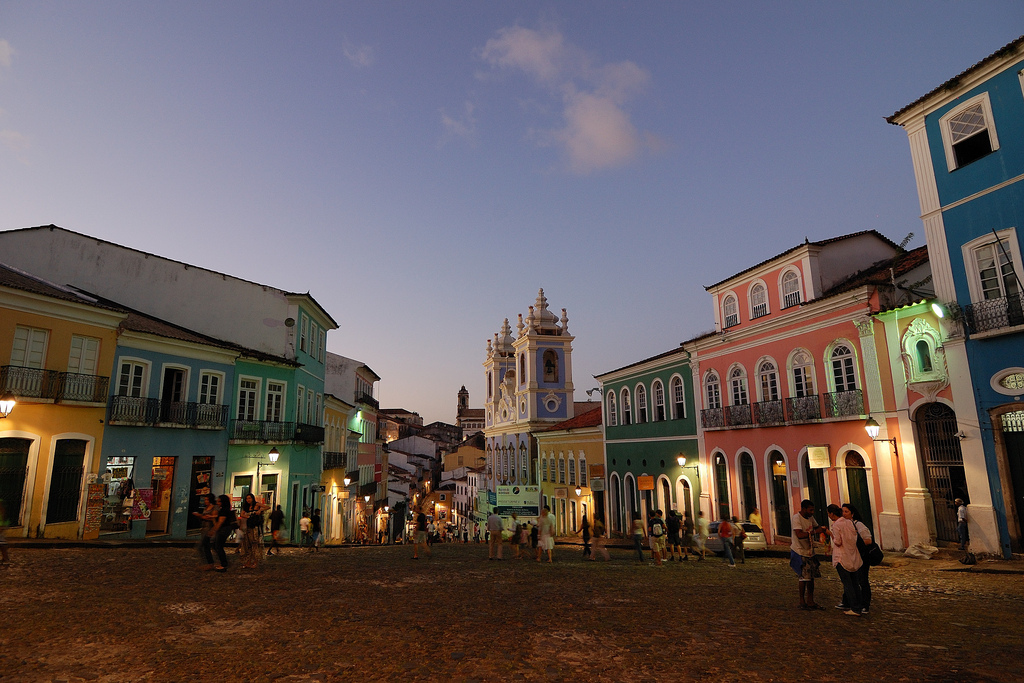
[823,389,864,418]
[702,390,863,429]
[323,451,346,469]
[964,293,1024,334]
[229,420,324,444]
[1,366,109,402]
[752,399,785,426]
[356,391,379,409]
[109,396,229,428]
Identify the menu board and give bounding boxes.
[83,484,106,539]
[187,457,214,529]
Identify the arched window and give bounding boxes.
[621,388,632,425]
[750,283,768,318]
[831,344,857,392]
[730,367,748,406]
[653,380,666,421]
[758,361,779,402]
[781,270,801,308]
[671,376,685,419]
[705,371,722,410]
[487,372,493,399]
[916,340,933,373]
[558,455,566,484]
[791,350,815,398]
[568,458,576,486]
[579,455,587,486]
[714,453,730,520]
[723,295,739,328]
[607,392,618,426]
[519,353,525,379]
[543,350,559,383]
[636,385,648,423]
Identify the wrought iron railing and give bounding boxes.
[701,407,724,429]
[753,399,785,425]
[356,392,379,409]
[1,366,108,402]
[231,419,294,441]
[786,395,821,423]
[295,423,325,444]
[964,293,1024,334]
[109,396,228,428]
[323,451,346,469]
[726,404,752,426]
[823,389,864,418]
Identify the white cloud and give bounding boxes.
[439,101,478,147]
[479,25,653,174]
[0,40,14,69]
[342,39,374,68]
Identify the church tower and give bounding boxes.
[457,385,469,412]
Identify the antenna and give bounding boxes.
[898,232,915,250]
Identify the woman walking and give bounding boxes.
[589,517,611,561]
[537,505,556,563]
[193,493,218,570]
[631,515,646,564]
[209,494,235,572]
[239,493,268,569]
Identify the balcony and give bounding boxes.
[1,366,109,403]
[108,396,229,428]
[323,451,346,470]
[964,293,1024,334]
[229,420,324,444]
[356,391,379,409]
[701,390,864,430]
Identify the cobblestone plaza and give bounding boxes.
[1,545,1022,682]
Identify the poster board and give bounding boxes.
[496,485,540,517]
[83,483,105,539]
[131,488,154,520]
[637,475,655,491]
[807,446,831,469]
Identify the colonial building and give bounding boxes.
[456,385,485,438]
[595,348,699,536]
[887,36,1024,556]
[534,404,602,535]
[483,289,575,505]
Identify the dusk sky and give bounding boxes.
[2,4,1022,424]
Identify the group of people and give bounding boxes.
[193,493,319,572]
[789,499,875,616]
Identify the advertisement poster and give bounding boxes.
[187,456,213,529]
[83,483,106,539]
[807,446,831,469]
[637,475,655,491]
[131,488,153,520]
[496,485,540,517]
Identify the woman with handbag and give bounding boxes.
[843,503,874,615]
[209,494,236,572]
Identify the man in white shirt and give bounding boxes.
[487,511,504,560]
[955,498,969,551]
[790,499,826,610]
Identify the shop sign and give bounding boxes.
[637,475,655,491]
[83,484,105,538]
[590,477,605,492]
[496,485,540,517]
[589,464,605,479]
[807,446,831,469]
[554,487,568,499]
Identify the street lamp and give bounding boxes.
[0,392,15,419]
[865,417,898,456]
[575,485,582,497]
[255,447,281,500]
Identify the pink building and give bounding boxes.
[685,232,946,550]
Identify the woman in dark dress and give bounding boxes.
[209,494,235,572]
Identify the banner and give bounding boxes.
[496,485,540,517]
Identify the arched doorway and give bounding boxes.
[844,451,873,534]
[609,473,621,533]
[660,477,672,513]
[740,453,757,519]
[0,437,31,527]
[769,451,791,536]
[997,410,1024,550]
[677,478,693,518]
[625,475,638,525]
[917,402,967,542]
[714,454,730,521]
[803,452,828,528]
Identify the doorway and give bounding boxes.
[844,452,873,534]
[803,454,828,529]
[999,411,1024,550]
[0,438,31,527]
[714,454,730,521]
[770,451,791,536]
[740,453,757,519]
[160,368,186,423]
[917,403,967,542]
[186,456,213,530]
[147,457,176,534]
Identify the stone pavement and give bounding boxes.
[1,543,1022,682]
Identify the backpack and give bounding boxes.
[652,520,664,537]
[854,521,884,566]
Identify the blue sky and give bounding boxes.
[2,3,1022,423]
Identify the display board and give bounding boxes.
[496,485,540,517]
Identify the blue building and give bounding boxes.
[889,35,1024,556]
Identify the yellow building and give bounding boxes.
[534,405,602,536]
[1,265,125,539]
[320,392,356,542]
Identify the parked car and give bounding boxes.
[704,522,767,553]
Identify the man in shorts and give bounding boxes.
[666,510,682,561]
[412,506,431,559]
[648,509,667,566]
[791,499,826,609]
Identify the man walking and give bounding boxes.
[791,499,825,610]
[267,505,285,556]
[309,508,323,552]
[412,506,431,559]
[648,509,667,566]
[955,498,969,551]
[487,509,504,560]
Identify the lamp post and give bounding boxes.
[865,417,898,456]
[0,392,15,419]
[255,447,280,502]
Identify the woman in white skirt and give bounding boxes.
[536,505,556,563]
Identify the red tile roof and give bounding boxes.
[543,405,603,432]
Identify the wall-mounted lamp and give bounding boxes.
[0,392,15,419]
[575,485,582,497]
[865,417,898,456]
[344,477,351,487]
[585,387,603,399]
[930,302,945,319]
[255,447,281,490]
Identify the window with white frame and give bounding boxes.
[730,367,748,406]
[791,350,815,398]
[830,344,857,392]
[237,378,259,420]
[67,335,100,375]
[671,376,686,419]
[549,456,556,483]
[621,388,632,425]
[11,326,49,368]
[296,385,305,423]
[300,315,308,353]
[781,270,802,308]
[579,456,587,486]
[199,372,222,405]
[723,294,739,328]
[558,455,565,484]
[939,92,999,171]
[568,457,576,486]
[306,388,315,424]
[636,384,648,423]
[117,360,147,398]
[520,443,528,483]
[265,381,283,421]
[750,283,769,318]
[653,380,666,421]
[758,361,779,402]
[970,236,1021,302]
[607,392,618,426]
[705,371,722,410]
